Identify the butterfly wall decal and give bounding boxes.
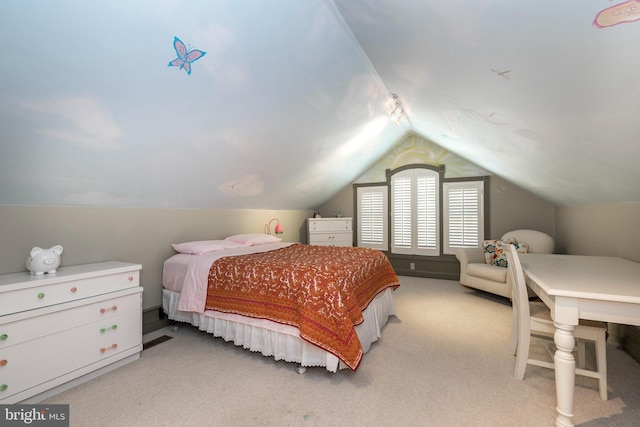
[168,36,206,75]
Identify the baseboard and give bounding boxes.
[393,269,459,281]
[142,305,171,335]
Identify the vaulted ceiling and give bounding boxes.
[1,1,638,209]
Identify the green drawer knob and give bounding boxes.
[0,384,7,391]
[100,325,118,334]
[37,292,45,299]
[0,334,7,341]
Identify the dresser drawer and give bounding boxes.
[63,309,141,371]
[308,219,352,233]
[0,289,142,349]
[309,233,353,246]
[0,271,139,316]
[0,332,59,400]
[67,270,139,300]
[0,283,60,315]
[309,240,353,247]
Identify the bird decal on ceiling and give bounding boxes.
[168,36,206,75]
[444,95,508,127]
[491,69,511,80]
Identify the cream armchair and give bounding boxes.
[455,229,554,299]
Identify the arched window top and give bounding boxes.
[389,166,441,256]
[386,164,445,181]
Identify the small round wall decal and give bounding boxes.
[168,36,206,75]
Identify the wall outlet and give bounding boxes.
[409,262,415,270]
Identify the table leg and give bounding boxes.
[554,322,576,427]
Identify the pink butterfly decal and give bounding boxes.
[168,36,206,75]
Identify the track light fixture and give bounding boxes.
[389,93,411,126]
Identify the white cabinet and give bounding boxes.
[307,218,353,247]
[0,262,143,403]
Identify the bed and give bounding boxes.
[162,236,400,372]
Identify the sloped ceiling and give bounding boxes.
[1,1,639,209]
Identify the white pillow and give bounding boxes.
[171,240,247,255]
[224,233,281,246]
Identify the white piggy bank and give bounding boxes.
[26,245,63,275]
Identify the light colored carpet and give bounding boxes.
[43,276,640,426]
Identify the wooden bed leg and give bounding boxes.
[296,365,307,374]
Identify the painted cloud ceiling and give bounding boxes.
[1,1,638,209]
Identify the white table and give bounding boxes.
[519,253,640,427]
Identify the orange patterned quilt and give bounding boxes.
[205,244,400,370]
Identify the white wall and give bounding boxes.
[488,175,555,239]
[0,205,312,310]
[5,201,638,326]
[555,202,640,261]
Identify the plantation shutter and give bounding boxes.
[443,181,484,254]
[391,169,439,256]
[356,185,388,250]
[392,174,412,253]
[417,174,438,252]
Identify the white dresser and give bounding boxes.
[307,218,353,247]
[0,261,143,403]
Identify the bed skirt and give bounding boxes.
[162,287,396,372]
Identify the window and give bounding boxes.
[354,164,487,258]
[443,180,484,254]
[356,185,388,250]
[390,168,439,256]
